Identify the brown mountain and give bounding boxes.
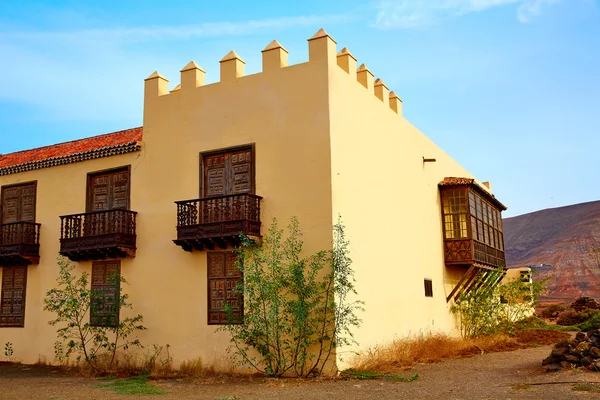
[503,200,600,305]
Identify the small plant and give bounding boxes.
[95,375,167,395]
[556,310,595,326]
[573,383,600,393]
[44,257,146,374]
[341,369,419,382]
[4,342,14,362]
[220,216,363,377]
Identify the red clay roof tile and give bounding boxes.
[0,127,142,175]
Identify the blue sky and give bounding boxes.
[0,0,598,217]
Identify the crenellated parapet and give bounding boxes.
[143,28,404,116]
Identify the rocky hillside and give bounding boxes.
[503,200,600,305]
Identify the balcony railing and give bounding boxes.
[0,222,41,265]
[443,238,505,269]
[174,193,262,251]
[60,209,137,261]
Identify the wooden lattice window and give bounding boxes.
[441,189,468,239]
[90,261,120,327]
[424,279,433,298]
[0,266,27,327]
[468,190,504,251]
[1,181,37,224]
[207,252,243,324]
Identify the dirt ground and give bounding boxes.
[2,345,600,399]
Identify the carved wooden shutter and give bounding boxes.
[207,252,242,324]
[228,148,252,195]
[204,153,227,197]
[202,147,253,198]
[1,182,36,224]
[88,168,130,212]
[90,261,120,327]
[0,266,27,327]
[90,174,110,212]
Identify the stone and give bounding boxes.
[542,356,559,366]
[590,347,600,358]
[560,361,574,369]
[576,342,590,353]
[551,347,569,357]
[576,332,587,342]
[565,355,581,364]
[580,356,593,366]
[545,364,562,372]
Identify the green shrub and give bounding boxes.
[220,217,363,377]
[539,304,566,319]
[44,257,146,374]
[581,312,600,332]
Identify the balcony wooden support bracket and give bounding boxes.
[446,263,506,303]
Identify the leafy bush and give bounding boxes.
[555,309,597,326]
[539,304,566,319]
[220,217,363,377]
[581,312,600,332]
[451,269,547,338]
[44,257,146,374]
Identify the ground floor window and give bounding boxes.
[91,260,120,327]
[0,266,27,327]
[424,279,433,297]
[207,252,243,324]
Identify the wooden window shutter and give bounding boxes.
[90,261,120,327]
[207,252,243,324]
[0,266,27,327]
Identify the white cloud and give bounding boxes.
[517,0,562,22]
[373,0,563,28]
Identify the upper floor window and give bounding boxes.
[440,183,505,252]
[87,166,131,212]
[1,181,37,224]
[201,145,254,198]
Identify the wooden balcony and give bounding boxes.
[174,193,262,251]
[59,210,137,261]
[0,222,41,266]
[443,239,506,269]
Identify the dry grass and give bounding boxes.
[351,330,571,373]
[351,333,523,373]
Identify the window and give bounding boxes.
[90,261,120,327]
[0,266,27,327]
[1,181,37,224]
[424,279,433,297]
[441,189,468,239]
[201,145,254,198]
[87,166,131,212]
[466,189,504,252]
[207,252,243,324]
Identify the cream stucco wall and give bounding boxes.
[326,39,491,366]
[0,34,336,368]
[0,30,501,371]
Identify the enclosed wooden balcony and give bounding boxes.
[0,222,41,266]
[59,209,137,261]
[439,178,507,270]
[174,193,262,251]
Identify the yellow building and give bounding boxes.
[0,29,507,370]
